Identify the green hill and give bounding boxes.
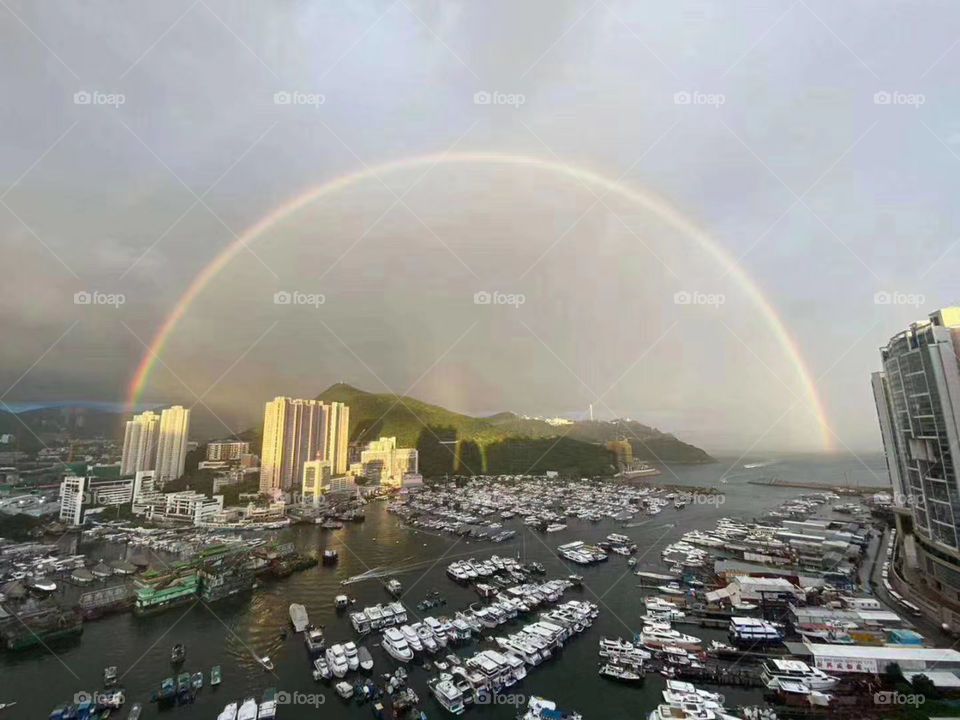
[316,383,713,477]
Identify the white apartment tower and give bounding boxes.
[155,405,191,483]
[120,410,159,475]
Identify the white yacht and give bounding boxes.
[640,625,702,651]
[415,623,439,653]
[343,641,360,671]
[237,698,258,720]
[218,703,239,720]
[383,627,414,662]
[429,674,465,715]
[325,644,349,677]
[400,624,423,652]
[760,659,838,690]
[424,617,450,647]
[522,696,582,720]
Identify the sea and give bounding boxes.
[1,452,889,719]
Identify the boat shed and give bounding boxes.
[791,642,960,674]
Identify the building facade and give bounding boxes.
[155,406,191,483]
[206,440,251,461]
[873,307,960,604]
[259,397,350,495]
[120,411,159,475]
[359,436,419,488]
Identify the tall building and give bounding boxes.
[359,436,418,488]
[873,307,960,613]
[206,440,251,461]
[259,398,350,494]
[155,406,191,483]
[120,411,159,475]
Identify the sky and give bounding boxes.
[1,0,958,455]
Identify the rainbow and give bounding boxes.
[127,151,833,450]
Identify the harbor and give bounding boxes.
[1,453,944,719]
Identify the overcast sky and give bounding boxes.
[2,1,958,454]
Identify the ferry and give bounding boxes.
[759,659,839,690]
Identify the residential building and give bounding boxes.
[259,397,350,494]
[873,307,960,614]
[58,474,136,525]
[59,476,85,525]
[206,440,251,461]
[359,436,418,488]
[120,411,159,475]
[155,405,190,483]
[302,458,332,507]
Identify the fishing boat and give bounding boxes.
[211,665,222,685]
[157,677,176,705]
[170,643,185,664]
[289,603,309,633]
[103,666,118,687]
[176,672,191,700]
[191,671,203,689]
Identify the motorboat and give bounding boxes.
[383,627,414,662]
[325,644,349,677]
[343,641,360,671]
[258,688,277,720]
[428,674,466,715]
[640,626,701,651]
[335,681,354,699]
[599,663,644,682]
[312,658,331,681]
[335,594,350,609]
[415,623,439,653]
[401,624,423,652]
[257,655,274,671]
[358,645,374,671]
[237,697,258,720]
[217,702,238,720]
[304,625,325,655]
[522,696,582,720]
[289,603,309,632]
[759,659,838,690]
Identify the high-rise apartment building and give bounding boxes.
[155,405,191,483]
[120,411,159,475]
[873,307,960,612]
[259,398,350,494]
[359,436,418,488]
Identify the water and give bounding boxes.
[1,452,888,718]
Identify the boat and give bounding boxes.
[289,603,309,632]
[386,578,403,597]
[237,697,258,720]
[258,655,274,671]
[522,696,582,720]
[103,666,118,687]
[126,704,142,720]
[640,625,701,651]
[599,662,644,682]
[210,665,222,685]
[258,688,277,720]
[657,582,684,595]
[312,657,331,681]
[170,643,185,664]
[760,659,838,690]
[304,625,325,655]
[428,675,465,715]
[191,671,203,689]
[335,681,354,699]
[344,641,360,670]
[158,677,176,704]
[729,617,782,645]
[358,645,374,671]
[335,594,350,609]
[383,627,414,662]
[217,702,238,720]
[323,549,339,564]
[326,644,350,677]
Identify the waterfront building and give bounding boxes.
[59,474,136,525]
[206,439,251,461]
[302,458,332,506]
[259,398,350,494]
[155,405,190,483]
[143,490,223,525]
[360,436,418,489]
[120,410,159,475]
[873,307,960,623]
